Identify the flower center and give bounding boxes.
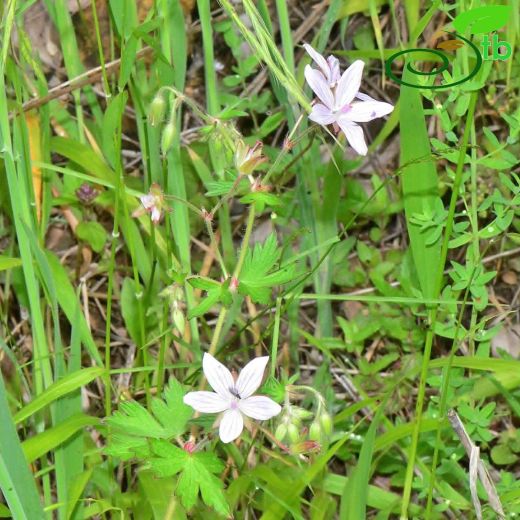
[340,104,352,114]
[230,400,239,410]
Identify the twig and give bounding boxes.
[447,409,505,520]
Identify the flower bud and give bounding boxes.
[290,440,321,455]
[234,140,266,175]
[291,407,314,421]
[275,423,287,442]
[319,412,333,436]
[287,423,299,444]
[309,421,322,442]
[149,95,166,126]
[161,122,176,154]
[173,308,185,335]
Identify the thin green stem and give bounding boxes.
[232,205,256,279]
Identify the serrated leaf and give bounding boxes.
[107,401,165,438]
[239,191,282,208]
[148,439,187,477]
[238,234,294,304]
[151,379,192,437]
[104,433,150,460]
[205,181,235,197]
[177,459,199,510]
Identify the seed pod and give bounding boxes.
[275,423,287,442]
[149,95,166,126]
[161,122,176,154]
[320,412,333,436]
[309,421,322,442]
[287,423,300,444]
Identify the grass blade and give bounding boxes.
[0,373,44,518]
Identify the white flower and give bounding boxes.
[140,194,162,224]
[303,46,394,156]
[183,353,282,443]
[133,183,165,224]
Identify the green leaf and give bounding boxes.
[341,397,388,519]
[0,372,45,519]
[22,414,99,463]
[107,400,165,438]
[106,380,192,459]
[187,288,222,319]
[120,277,142,346]
[13,367,105,424]
[151,379,193,437]
[238,234,295,304]
[187,277,221,291]
[147,440,229,516]
[76,221,108,253]
[399,68,442,299]
[148,439,188,477]
[0,255,22,271]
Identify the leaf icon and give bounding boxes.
[452,5,510,34]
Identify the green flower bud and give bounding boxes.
[172,308,185,335]
[291,407,314,421]
[149,95,166,126]
[275,423,287,442]
[287,423,300,444]
[309,421,322,442]
[161,122,176,154]
[319,412,333,436]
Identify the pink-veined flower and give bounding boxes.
[183,353,282,443]
[303,43,341,87]
[303,45,394,156]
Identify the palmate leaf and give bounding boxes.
[238,233,295,304]
[105,379,192,459]
[151,379,193,437]
[148,439,229,516]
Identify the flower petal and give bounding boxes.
[303,43,330,79]
[309,103,337,126]
[327,55,341,84]
[335,60,364,109]
[183,391,229,413]
[203,353,234,399]
[219,409,244,443]
[140,194,155,209]
[337,119,368,156]
[345,100,394,123]
[304,65,334,109]
[239,396,282,420]
[235,356,269,398]
[151,207,162,223]
[356,91,376,102]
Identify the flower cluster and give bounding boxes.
[303,43,394,156]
